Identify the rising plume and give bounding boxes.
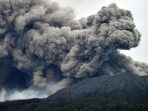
[0,0,148,100]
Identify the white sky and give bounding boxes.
[52,0,148,63]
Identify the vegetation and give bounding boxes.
[35,97,148,111]
[0,96,148,111]
[0,99,43,111]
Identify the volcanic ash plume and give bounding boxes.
[0,0,148,99]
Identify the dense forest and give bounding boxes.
[0,96,148,111]
[35,97,148,111]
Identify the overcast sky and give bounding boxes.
[51,0,148,63]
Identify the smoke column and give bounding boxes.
[0,0,148,101]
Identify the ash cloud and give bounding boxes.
[0,0,148,100]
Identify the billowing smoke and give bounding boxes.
[0,0,148,101]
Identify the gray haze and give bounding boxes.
[0,0,148,101]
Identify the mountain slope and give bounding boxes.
[49,73,148,100]
[35,73,148,111]
[1,73,148,111]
